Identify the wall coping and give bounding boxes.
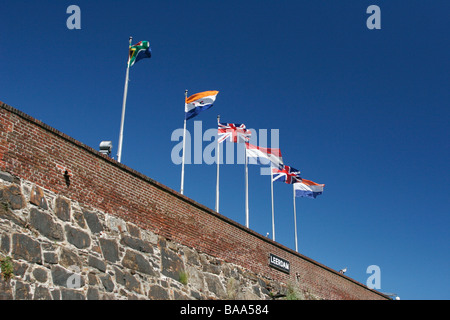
[0,101,389,300]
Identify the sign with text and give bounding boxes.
[268,254,290,274]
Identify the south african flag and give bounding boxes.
[128,41,152,67]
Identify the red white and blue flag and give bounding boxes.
[245,143,283,168]
[218,122,251,143]
[294,179,325,199]
[272,165,301,184]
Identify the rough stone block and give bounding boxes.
[73,211,86,229]
[12,233,42,264]
[0,204,27,228]
[0,233,10,254]
[0,277,13,300]
[13,261,28,277]
[0,184,25,210]
[88,255,106,273]
[32,267,48,283]
[82,209,103,234]
[30,208,64,241]
[59,247,82,269]
[204,273,226,299]
[99,238,119,263]
[126,223,141,238]
[0,171,20,184]
[120,235,153,254]
[114,267,141,294]
[30,185,48,210]
[122,249,156,276]
[184,247,201,266]
[148,284,170,300]
[64,225,90,249]
[55,197,71,221]
[161,247,185,281]
[99,274,114,292]
[60,288,86,300]
[87,287,100,300]
[33,286,52,300]
[15,281,32,299]
[51,265,85,288]
[43,252,58,264]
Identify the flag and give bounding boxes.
[129,41,152,67]
[272,165,301,184]
[218,122,251,143]
[245,143,283,168]
[294,179,325,198]
[185,91,219,120]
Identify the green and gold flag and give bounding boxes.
[128,41,152,67]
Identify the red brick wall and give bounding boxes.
[0,102,388,300]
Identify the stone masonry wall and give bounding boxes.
[0,174,280,300]
[0,102,388,300]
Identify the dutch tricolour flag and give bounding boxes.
[185,91,219,120]
[294,179,325,199]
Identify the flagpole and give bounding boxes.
[270,165,275,241]
[117,36,133,163]
[215,115,220,212]
[180,90,188,195]
[293,183,298,252]
[245,146,249,228]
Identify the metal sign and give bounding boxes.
[269,254,290,274]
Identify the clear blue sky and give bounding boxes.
[1,1,449,300]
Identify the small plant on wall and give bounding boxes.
[0,256,14,281]
[179,271,188,285]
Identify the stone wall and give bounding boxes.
[0,173,281,300]
[0,102,388,300]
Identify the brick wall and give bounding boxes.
[0,102,388,300]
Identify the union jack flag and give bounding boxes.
[272,165,301,184]
[218,122,251,143]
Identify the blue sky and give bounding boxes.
[1,1,449,300]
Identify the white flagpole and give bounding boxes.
[270,165,275,241]
[117,36,133,163]
[245,146,249,228]
[180,90,188,195]
[215,115,220,212]
[293,183,298,252]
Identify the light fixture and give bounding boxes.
[99,141,113,157]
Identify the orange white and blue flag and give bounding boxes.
[185,91,219,120]
[294,179,325,198]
